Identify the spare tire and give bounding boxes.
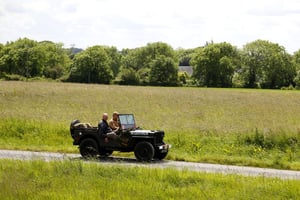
[70,119,81,128]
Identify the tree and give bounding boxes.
[39,41,71,79]
[102,46,121,78]
[293,49,300,71]
[68,46,112,84]
[0,38,45,77]
[149,55,178,86]
[241,40,295,88]
[118,68,140,85]
[143,42,177,66]
[191,42,238,87]
[0,43,3,56]
[120,42,178,86]
[0,38,71,79]
[175,47,197,66]
[137,68,150,85]
[292,49,300,88]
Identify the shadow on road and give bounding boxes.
[71,155,167,165]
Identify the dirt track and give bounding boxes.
[1,149,300,180]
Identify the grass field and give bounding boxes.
[0,159,299,200]
[1,81,300,169]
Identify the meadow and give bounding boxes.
[1,81,300,169]
[0,159,299,200]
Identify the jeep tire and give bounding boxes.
[154,151,168,160]
[134,141,155,161]
[79,138,98,158]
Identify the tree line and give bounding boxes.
[1,37,300,89]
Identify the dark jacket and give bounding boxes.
[98,119,113,136]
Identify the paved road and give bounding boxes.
[1,149,300,180]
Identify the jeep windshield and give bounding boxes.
[118,114,136,130]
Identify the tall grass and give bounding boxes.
[1,81,300,169]
[0,159,299,200]
[1,81,300,132]
[0,118,72,152]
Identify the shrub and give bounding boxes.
[240,129,299,151]
[118,68,140,85]
[1,73,26,81]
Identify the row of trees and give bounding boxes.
[0,38,70,79]
[1,38,300,89]
[68,42,179,86]
[191,40,299,89]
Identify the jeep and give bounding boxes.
[70,114,171,161]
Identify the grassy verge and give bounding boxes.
[0,159,299,200]
[1,81,300,169]
[1,118,299,169]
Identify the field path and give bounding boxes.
[1,149,300,180]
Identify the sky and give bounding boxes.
[1,0,300,53]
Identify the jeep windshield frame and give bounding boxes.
[118,114,136,130]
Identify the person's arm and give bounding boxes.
[109,120,119,132]
[108,120,114,129]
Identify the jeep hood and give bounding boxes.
[130,130,156,135]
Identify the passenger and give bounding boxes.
[98,113,119,142]
[108,111,120,132]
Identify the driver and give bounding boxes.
[108,111,120,132]
[98,113,119,142]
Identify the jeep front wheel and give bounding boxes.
[154,151,168,160]
[134,141,154,161]
[79,138,98,158]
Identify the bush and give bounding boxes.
[118,68,140,85]
[1,73,26,81]
[281,85,295,90]
[294,71,300,90]
[43,66,65,79]
[178,71,189,85]
[241,129,299,151]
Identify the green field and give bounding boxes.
[1,81,300,169]
[0,159,299,200]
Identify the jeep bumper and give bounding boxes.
[158,144,171,152]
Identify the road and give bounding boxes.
[1,149,300,180]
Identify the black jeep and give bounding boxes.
[70,114,171,161]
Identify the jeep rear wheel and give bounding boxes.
[134,141,154,161]
[79,138,98,158]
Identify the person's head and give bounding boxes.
[112,111,119,120]
[102,113,108,121]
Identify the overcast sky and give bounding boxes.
[1,0,300,53]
